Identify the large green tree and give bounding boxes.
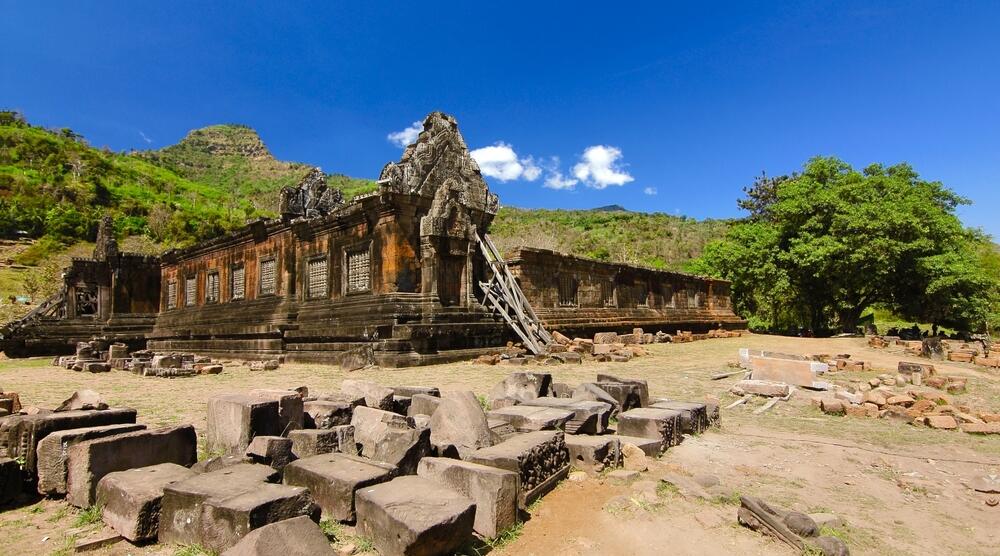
[689,156,998,334]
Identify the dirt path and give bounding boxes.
[1,334,998,555]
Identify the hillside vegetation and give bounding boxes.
[490,207,731,270]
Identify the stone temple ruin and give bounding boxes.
[0,112,744,365]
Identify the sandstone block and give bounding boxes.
[96,463,196,542]
[520,397,612,434]
[0,457,22,506]
[206,394,280,456]
[617,408,682,447]
[748,356,826,387]
[429,391,492,458]
[341,379,394,411]
[221,515,335,556]
[283,452,397,522]
[649,400,709,434]
[356,476,475,556]
[417,457,518,538]
[159,463,280,546]
[407,393,442,417]
[391,386,441,398]
[925,415,958,429]
[565,434,621,472]
[303,400,353,429]
[352,407,430,474]
[288,426,356,458]
[571,383,620,414]
[249,389,304,433]
[66,425,197,508]
[594,381,644,410]
[465,431,569,506]
[593,332,619,344]
[0,408,137,476]
[245,436,295,470]
[596,374,649,407]
[733,379,790,397]
[36,423,147,496]
[198,483,317,552]
[487,405,574,432]
[489,372,552,404]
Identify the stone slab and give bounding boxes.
[206,394,280,456]
[96,463,196,542]
[649,400,709,434]
[159,463,280,546]
[615,435,664,457]
[66,425,197,508]
[487,405,574,432]
[748,356,825,387]
[417,457,518,538]
[465,430,569,506]
[36,423,147,496]
[283,452,397,522]
[303,400,353,429]
[200,483,317,552]
[565,434,621,472]
[356,475,475,556]
[288,426,356,458]
[617,408,682,447]
[519,397,613,434]
[249,389,304,433]
[220,515,335,556]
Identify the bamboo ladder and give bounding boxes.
[476,232,552,355]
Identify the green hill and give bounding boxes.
[489,207,732,271]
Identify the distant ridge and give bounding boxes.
[589,204,630,212]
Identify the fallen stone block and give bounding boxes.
[407,393,442,417]
[0,408,138,477]
[593,332,618,344]
[820,399,846,415]
[220,515,335,556]
[245,436,295,470]
[288,426,356,458]
[961,423,1000,435]
[594,381,644,411]
[97,463,196,542]
[487,405,574,432]
[596,373,649,407]
[191,455,250,474]
[352,407,430,474]
[649,400,709,434]
[489,372,552,404]
[249,389,304,433]
[159,463,280,546]
[356,476,475,556]
[66,425,198,508]
[341,379,394,411]
[487,419,517,444]
[617,408,683,447]
[429,391,492,458]
[303,400,353,429]
[206,394,280,456]
[55,389,108,412]
[572,382,621,414]
[749,356,826,387]
[36,423,147,496]
[417,457,518,538]
[391,386,441,398]
[565,434,621,473]
[925,415,958,429]
[519,397,613,434]
[898,361,936,375]
[283,452,397,522]
[200,483,318,552]
[0,457,22,506]
[733,379,790,398]
[616,435,664,458]
[465,430,569,506]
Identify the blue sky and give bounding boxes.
[2,1,998,238]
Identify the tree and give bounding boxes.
[692,156,997,334]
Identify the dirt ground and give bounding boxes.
[1,334,998,556]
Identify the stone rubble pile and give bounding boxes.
[868,335,999,368]
[0,369,720,554]
[52,340,235,378]
[475,326,742,366]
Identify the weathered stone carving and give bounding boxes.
[379,112,499,216]
[279,167,344,220]
[93,215,119,262]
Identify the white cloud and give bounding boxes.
[470,142,542,182]
[387,121,422,147]
[541,157,578,190]
[138,130,152,144]
[643,186,657,195]
[572,145,634,189]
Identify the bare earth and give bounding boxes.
[1,334,998,556]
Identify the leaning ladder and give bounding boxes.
[476,232,552,354]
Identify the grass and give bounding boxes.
[174,545,218,556]
[318,519,343,541]
[481,522,524,550]
[656,480,679,497]
[73,504,102,527]
[351,535,375,553]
